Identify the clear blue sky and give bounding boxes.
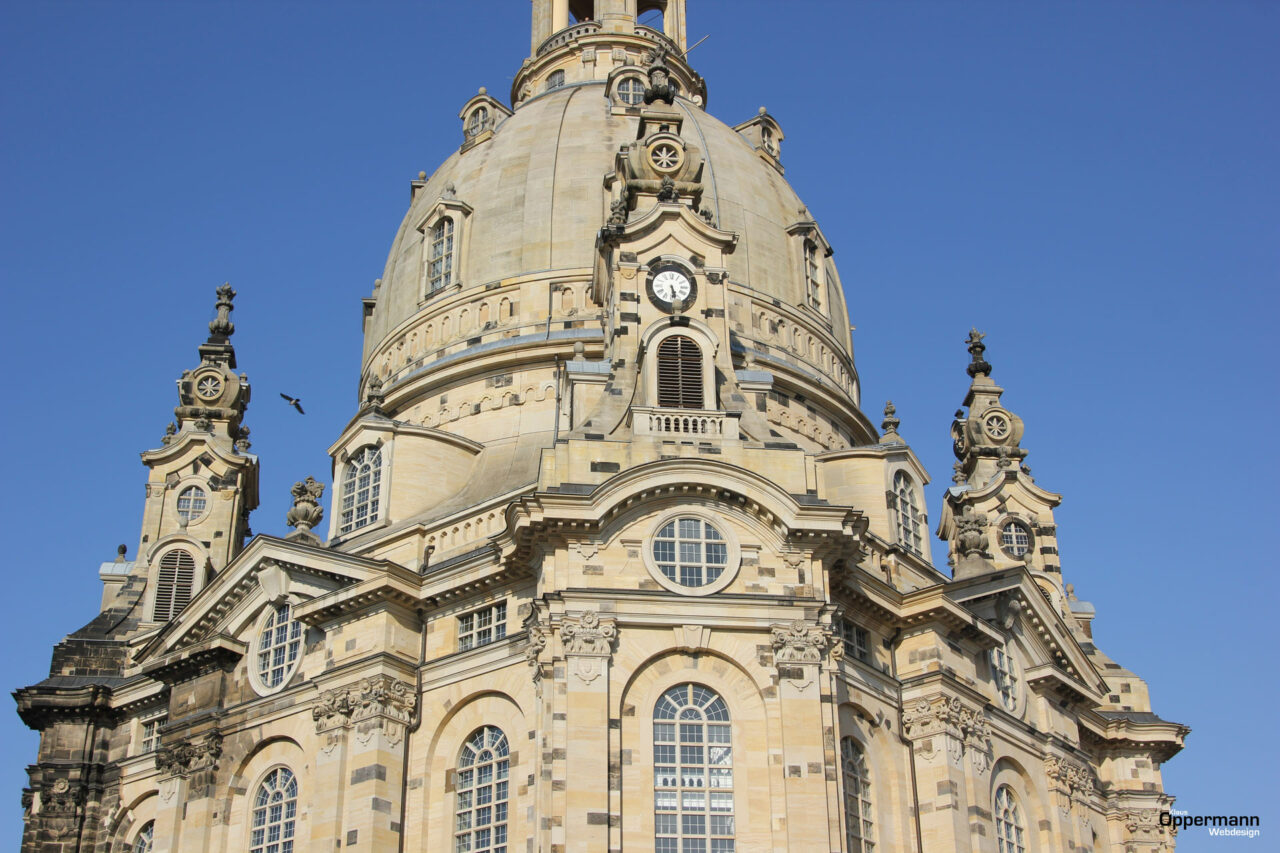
[2,1,1276,847]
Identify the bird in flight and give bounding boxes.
[279,393,305,414]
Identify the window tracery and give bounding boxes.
[429,218,455,293]
[255,602,303,692]
[455,726,510,853]
[841,737,874,852]
[653,683,735,852]
[994,785,1026,853]
[893,472,923,556]
[339,446,383,534]
[250,767,298,853]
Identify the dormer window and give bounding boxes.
[339,446,383,535]
[428,218,455,293]
[761,125,776,156]
[617,76,645,106]
[465,106,489,138]
[546,69,565,91]
[804,240,821,309]
[656,335,703,409]
[892,471,924,556]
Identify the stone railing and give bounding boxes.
[536,21,603,56]
[632,407,739,439]
[634,25,680,53]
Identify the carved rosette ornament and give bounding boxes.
[312,676,418,748]
[35,777,83,839]
[901,695,991,771]
[559,610,617,684]
[1124,808,1173,842]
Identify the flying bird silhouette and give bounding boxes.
[279,393,305,414]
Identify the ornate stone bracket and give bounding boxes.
[312,675,417,748]
[901,695,992,772]
[560,610,617,684]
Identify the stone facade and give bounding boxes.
[14,2,1185,851]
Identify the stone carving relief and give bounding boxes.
[1045,755,1098,816]
[312,675,417,749]
[901,695,991,771]
[156,731,223,779]
[559,610,617,684]
[771,620,830,665]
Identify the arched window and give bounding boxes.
[256,603,303,690]
[250,767,297,853]
[653,683,734,853]
[133,820,155,853]
[892,472,923,556]
[656,335,703,409]
[152,548,196,621]
[545,69,565,91]
[1000,520,1032,558]
[429,218,455,293]
[455,726,510,853]
[994,785,1026,853]
[176,485,207,523]
[466,106,490,138]
[841,738,873,852]
[339,446,383,534]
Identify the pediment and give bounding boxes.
[132,535,396,668]
[948,569,1106,706]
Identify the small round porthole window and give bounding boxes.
[644,511,740,596]
[250,602,304,696]
[176,485,208,524]
[1000,520,1032,558]
[616,76,645,105]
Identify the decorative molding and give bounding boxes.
[559,610,617,684]
[312,675,417,747]
[156,731,223,779]
[1045,755,1098,815]
[674,624,710,652]
[771,620,829,665]
[901,695,991,771]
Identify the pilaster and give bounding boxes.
[770,619,835,850]
[559,609,617,853]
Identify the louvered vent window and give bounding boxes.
[656,335,703,409]
[153,549,196,621]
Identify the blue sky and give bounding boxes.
[1,1,1276,847]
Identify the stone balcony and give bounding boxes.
[631,407,740,440]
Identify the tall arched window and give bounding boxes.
[892,472,923,556]
[132,820,155,853]
[653,683,734,853]
[455,726,510,853]
[152,548,196,621]
[339,446,383,535]
[994,785,1026,853]
[251,767,297,853]
[656,335,703,409]
[429,218,455,292]
[841,738,873,852]
[545,69,565,91]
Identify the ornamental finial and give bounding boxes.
[965,328,991,378]
[208,283,236,341]
[881,400,901,437]
[285,477,326,545]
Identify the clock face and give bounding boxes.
[652,269,692,303]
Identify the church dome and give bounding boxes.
[365,85,851,372]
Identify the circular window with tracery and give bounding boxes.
[648,141,684,174]
[643,511,740,596]
[984,412,1010,440]
[250,602,304,696]
[177,485,208,524]
[195,374,223,400]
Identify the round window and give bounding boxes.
[643,512,740,595]
[617,76,645,106]
[648,141,683,173]
[177,485,208,523]
[1000,520,1032,558]
[195,374,223,400]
